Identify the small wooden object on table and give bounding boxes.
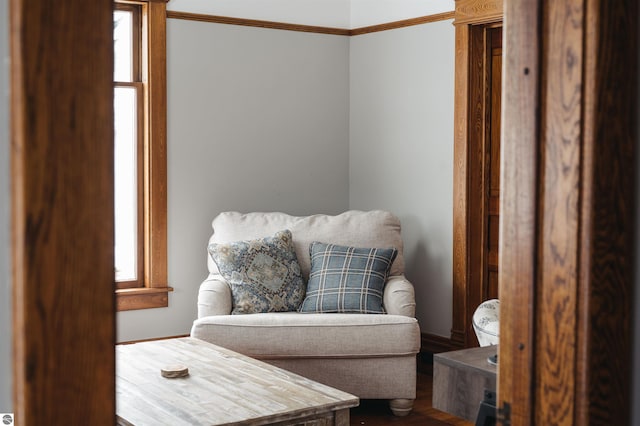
[116,337,359,426]
[432,345,497,422]
[160,364,189,378]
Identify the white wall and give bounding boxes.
[168,0,351,28]
[117,12,456,342]
[116,19,351,341]
[350,0,454,28]
[0,0,11,412]
[349,20,455,337]
[168,0,454,28]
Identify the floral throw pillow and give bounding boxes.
[299,242,397,314]
[208,230,305,314]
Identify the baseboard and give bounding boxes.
[417,333,453,374]
[449,328,467,350]
[421,332,453,354]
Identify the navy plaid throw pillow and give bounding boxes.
[299,242,397,314]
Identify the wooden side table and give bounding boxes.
[432,345,497,422]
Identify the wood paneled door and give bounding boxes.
[471,25,502,304]
[451,0,504,348]
[485,27,502,301]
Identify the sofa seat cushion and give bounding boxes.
[191,312,420,359]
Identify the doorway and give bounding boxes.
[469,24,502,306]
[452,20,504,349]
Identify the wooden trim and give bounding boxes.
[113,0,168,309]
[11,0,115,423]
[451,0,503,350]
[578,11,596,420]
[576,0,636,424]
[145,0,168,291]
[454,0,503,26]
[420,333,453,354]
[499,0,637,424]
[116,286,173,311]
[497,0,539,423]
[350,12,455,36]
[465,24,490,347]
[166,11,351,36]
[166,10,455,36]
[535,1,584,423]
[117,334,190,345]
[135,79,146,285]
[115,0,169,304]
[451,22,471,350]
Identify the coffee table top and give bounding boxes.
[116,337,359,425]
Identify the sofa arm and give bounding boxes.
[197,275,233,318]
[383,275,416,317]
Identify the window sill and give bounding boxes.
[116,286,173,311]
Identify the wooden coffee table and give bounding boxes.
[116,337,359,426]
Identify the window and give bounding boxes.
[114,3,143,286]
[113,0,171,311]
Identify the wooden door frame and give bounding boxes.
[9,0,636,424]
[10,0,116,423]
[451,0,504,349]
[499,0,637,424]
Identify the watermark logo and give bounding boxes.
[1,414,13,425]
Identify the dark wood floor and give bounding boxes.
[349,371,473,426]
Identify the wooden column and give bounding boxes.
[576,0,636,423]
[497,0,539,422]
[10,0,116,424]
[499,0,637,424]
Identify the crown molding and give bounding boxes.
[166,10,455,36]
[454,0,502,25]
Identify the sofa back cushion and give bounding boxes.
[207,210,405,280]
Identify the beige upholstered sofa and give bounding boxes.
[190,210,421,416]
